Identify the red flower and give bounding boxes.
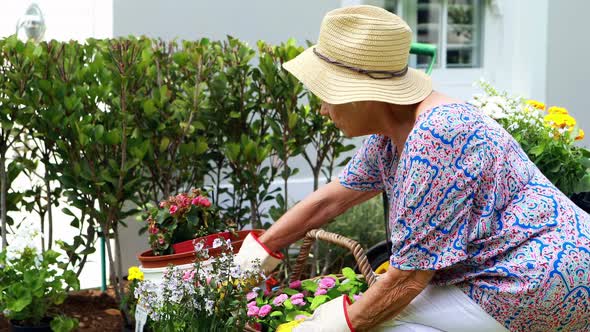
[201,197,211,208]
[169,205,178,215]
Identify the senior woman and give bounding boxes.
[235,5,590,332]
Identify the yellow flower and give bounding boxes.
[548,106,569,115]
[128,266,144,281]
[576,129,585,141]
[276,319,306,332]
[544,113,576,129]
[526,100,545,110]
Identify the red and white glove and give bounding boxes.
[293,295,355,332]
[234,232,283,275]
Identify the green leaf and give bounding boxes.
[159,137,170,152]
[105,130,121,145]
[143,99,157,116]
[283,299,294,310]
[529,145,545,157]
[301,280,317,292]
[342,267,357,281]
[281,288,299,296]
[269,311,283,317]
[310,295,328,310]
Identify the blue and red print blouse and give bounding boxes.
[339,103,590,331]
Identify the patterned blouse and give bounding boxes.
[339,103,590,331]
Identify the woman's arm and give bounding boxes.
[259,181,380,252]
[348,267,435,331]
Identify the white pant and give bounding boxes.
[374,285,508,332]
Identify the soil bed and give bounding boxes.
[0,288,124,332]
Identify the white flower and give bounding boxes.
[205,299,214,315]
[194,242,204,252]
[34,253,43,267]
[212,238,224,249]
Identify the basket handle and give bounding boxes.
[290,229,377,287]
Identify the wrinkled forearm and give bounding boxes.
[347,268,434,331]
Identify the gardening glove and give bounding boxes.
[293,295,354,332]
[234,232,283,276]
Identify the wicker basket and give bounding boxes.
[244,229,377,331]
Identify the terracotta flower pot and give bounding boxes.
[171,231,232,254]
[137,229,264,269]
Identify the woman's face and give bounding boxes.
[320,101,376,137]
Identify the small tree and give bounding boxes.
[0,36,37,250]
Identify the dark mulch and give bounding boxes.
[0,288,126,332]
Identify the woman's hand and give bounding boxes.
[291,267,434,331]
[234,232,283,276]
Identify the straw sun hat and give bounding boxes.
[283,5,432,105]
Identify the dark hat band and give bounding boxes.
[313,47,408,80]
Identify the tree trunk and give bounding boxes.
[0,149,7,250]
[45,175,53,250]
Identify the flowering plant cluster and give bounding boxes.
[121,266,144,322]
[470,80,590,195]
[145,188,233,255]
[133,238,259,331]
[0,222,80,331]
[247,267,368,331]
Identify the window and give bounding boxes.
[381,0,484,69]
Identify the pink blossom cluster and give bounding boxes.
[314,277,336,296]
[247,301,272,318]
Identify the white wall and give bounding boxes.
[113,0,340,47]
[0,0,112,41]
[481,0,549,102]
[546,0,590,146]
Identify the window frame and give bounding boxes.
[391,0,484,69]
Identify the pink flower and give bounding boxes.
[191,197,200,206]
[290,293,304,301]
[158,237,165,245]
[319,277,335,289]
[272,294,289,306]
[353,293,362,302]
[169,205,178,215]
[247,291,258,301]
[247,301,258,308]
[289,280,302,289]
[182,269,195,282]
[247,305,259,317]
[291,298,306,306]
[295,314,308,320]
[201,197,211,208]
[258,304,272,317]
[159,201,166,208]
[314,288,327,296]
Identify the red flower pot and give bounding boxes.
[137,229,264,268]
[171,231,232,254]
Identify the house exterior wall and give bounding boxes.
[546,0,590,146]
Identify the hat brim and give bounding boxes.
[283,46,432,105]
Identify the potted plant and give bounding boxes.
[0,222,80,332]
[138,188,262,269]
[133,238,260,331]
[471,80,590,197]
